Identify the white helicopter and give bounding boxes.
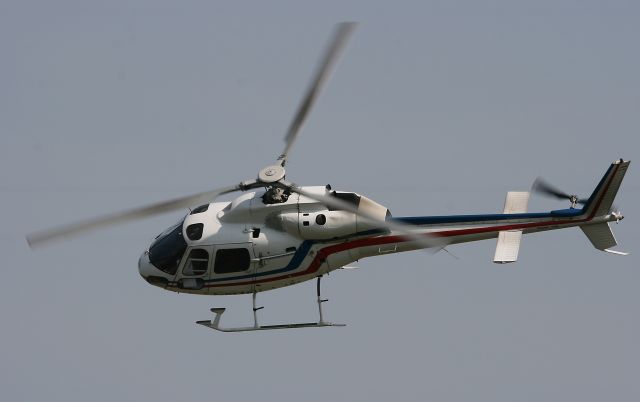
[28,23,630,332]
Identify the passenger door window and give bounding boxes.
[182,248,210,276]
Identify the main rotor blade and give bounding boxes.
[277,22,357,167]
[279,180,447,251]
[27,184,242,248]
[531,177,573,201]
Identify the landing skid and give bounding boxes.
[197,276,345,332]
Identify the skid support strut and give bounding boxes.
[317,276,328,325]
[252,292,263,328]
[196,276,345,332]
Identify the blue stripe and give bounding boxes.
[392,206,588,225]
[393,212,557,226]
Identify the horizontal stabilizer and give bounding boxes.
[502,191,530,214]
[494,191,529,263]
[494,230,523,263]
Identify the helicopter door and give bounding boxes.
[210,243,257,292]
[174,246,214,292]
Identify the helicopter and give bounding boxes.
[27,22,630,332]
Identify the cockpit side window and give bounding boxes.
[214,248,251,274]
[182,248,210,276]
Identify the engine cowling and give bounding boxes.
[276,193,390,240]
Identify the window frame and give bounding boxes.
[186,223,204,241]
[181,247,211,277]
[148,218,188,275]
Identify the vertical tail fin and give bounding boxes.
[493,191,529,264]
[582,159,630,217]
[579,159,629,255]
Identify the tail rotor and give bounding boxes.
[531,177,589,208]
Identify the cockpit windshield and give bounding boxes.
[148,218,187,275]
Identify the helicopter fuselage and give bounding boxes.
[138,160,627,296]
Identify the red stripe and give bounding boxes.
[207,164,619,288]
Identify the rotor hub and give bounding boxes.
[569,195,579,208]
[258,165,286,183]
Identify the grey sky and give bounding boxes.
[1,1,639,401]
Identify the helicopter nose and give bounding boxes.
[139,251,155,276]
[138,251,169,287]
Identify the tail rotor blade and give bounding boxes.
[27,184,243,248]
[532,177,573,200]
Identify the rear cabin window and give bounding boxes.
[214,248,251,274]
[182,248,210,276]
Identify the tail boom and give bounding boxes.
[387,159,629,257]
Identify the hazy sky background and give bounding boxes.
[1,1,638,401]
